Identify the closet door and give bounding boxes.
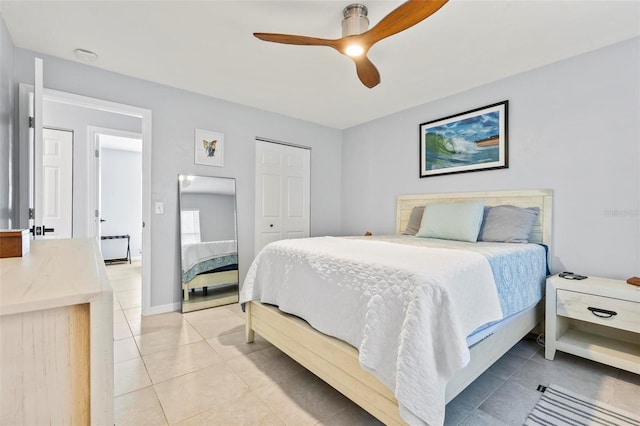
[254,140,310,256]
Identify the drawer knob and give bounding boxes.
[587,307,617,318]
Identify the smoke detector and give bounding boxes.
[74,48,98,62]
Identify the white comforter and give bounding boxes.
[240,237,503,426]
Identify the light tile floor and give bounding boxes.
[109,262,640,425]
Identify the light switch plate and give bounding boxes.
[154,201,164,214]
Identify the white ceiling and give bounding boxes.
[2,1,639,129]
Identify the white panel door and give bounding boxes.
[255,140,310,255]
[283,146,310,239]
[29,58,72,240]
[41,128,73,238]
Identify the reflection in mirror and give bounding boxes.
[178,175,238,313]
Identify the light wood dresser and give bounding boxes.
[0,238,114,425]
[545,274,640,374]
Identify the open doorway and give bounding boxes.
[94,130,143,264]
[19,84,154,315]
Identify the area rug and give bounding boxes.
[525,384,640,426]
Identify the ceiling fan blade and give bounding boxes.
[352,55,381,88]
[254,33,339,49]
[362,0,449,45]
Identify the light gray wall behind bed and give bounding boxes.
[341,37,640,280]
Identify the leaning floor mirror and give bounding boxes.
[178,175,238,313]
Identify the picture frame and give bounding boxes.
[419,101,508,177]
[194,128,224,167]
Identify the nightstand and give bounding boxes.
[545,275,640,374]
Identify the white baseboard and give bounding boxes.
[146,302,180,315]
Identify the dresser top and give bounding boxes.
[0,238,111,316]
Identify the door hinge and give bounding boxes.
[95,209,99,218]
[28,208,34,219]
[95,149,99,158]
[28,116,34,129]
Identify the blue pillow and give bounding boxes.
[416,201,485,242]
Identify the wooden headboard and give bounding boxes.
[396,189,553,245]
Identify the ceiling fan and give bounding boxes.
[254,0,449,89]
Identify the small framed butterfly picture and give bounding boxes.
[194,128,225,167]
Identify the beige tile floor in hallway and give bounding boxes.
[109,262,640,426]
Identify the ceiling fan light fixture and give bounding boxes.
[345,44,364,57]
[342,4,369,37]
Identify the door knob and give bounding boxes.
[31,225,55,236]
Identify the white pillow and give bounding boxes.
[416,201,485,242]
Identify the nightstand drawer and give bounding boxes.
[556,289,640,333]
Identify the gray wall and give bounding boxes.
[13,48,343,309]
[0,14,15,228]
[101,147,142,260]
[180,193,236,242]
[342,38,640,280]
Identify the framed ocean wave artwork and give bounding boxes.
[419,101,508,177]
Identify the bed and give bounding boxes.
[181,240,238,301]
[241,189,552,425]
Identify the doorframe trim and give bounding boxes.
[19,85,154,316]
